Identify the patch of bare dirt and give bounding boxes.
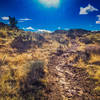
[47,40,98,100]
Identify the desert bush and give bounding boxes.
[79,37,93,44]
[0,55,7,66]
[52,34,69,45]
[0,68,20,100]
[11,32,46,51]
[56,38,68,45]
[91,37,100,44]
[28,60,45,80]
[73,51,90,63]
[35,34,45,41]
[34,34,47,48]
[0,31,7,38]
[19,60,48,100]
[86,46,100,55]
[94,40,100,44]
[0,60,48,100]
[9,16,17,28]
[11,33,33,52]
[56,46,64,56]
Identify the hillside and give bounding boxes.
[0,24,100,100]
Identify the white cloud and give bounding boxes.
[1,16,9,20]
[97,15,100,20]
[96,21,100,24]
[18,18,32,23]
[96,15,100,24]
[64,28,69,30]
[23,26,35,30]
[37,29,52,33]
[39,0,60,8]
[20,18,32,21]
[79,4,98,15]
[58,27,61,30]
[18,21,25,23]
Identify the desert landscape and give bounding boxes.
[0,0,100,100]
[0,22,100,100]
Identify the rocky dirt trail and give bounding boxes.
[47,40,97,100]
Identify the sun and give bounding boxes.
[39,0,60,8]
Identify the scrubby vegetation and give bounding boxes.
[9,16,17,28]
[0,23,100,100]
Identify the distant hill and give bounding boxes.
[52,29,90,38]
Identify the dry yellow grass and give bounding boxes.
[0,29,60,99]
[75,46,100,92]
[0,28,100,99]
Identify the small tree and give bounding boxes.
[9,16,17,28]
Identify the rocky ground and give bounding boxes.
[47,40,98,100]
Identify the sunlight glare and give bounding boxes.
[39,0,60,8]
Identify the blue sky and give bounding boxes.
[0,0,100,31]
